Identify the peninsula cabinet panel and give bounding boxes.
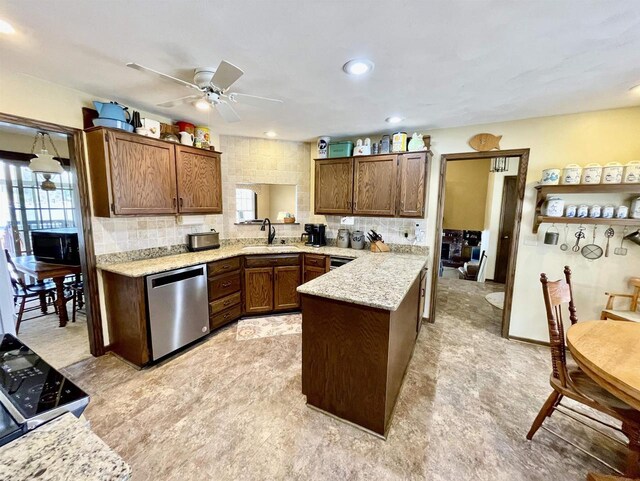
[397,152,428,218]
[353,155,397,216]
[244,267,274,314]
[274,265,301,311]
[314,158,354,215]
[175,146,223,214]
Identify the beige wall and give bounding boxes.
[443,159,490,231]
[269,184,297,220]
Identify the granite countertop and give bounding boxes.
[0,413,130,481]
[296,252,428,311]
[98,244,375,278]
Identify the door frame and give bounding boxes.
[429,149,530,338]
[493,175,518,284]
[0,112,105,356]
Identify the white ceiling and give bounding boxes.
[1,1,640,141]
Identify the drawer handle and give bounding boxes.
[222,265,230,269]
[221,281,232,288]
[223,300,231,306]
[224,313,230,319]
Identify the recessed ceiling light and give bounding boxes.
[385,116,404,124]
[264,131,277,138]
[195,98,210,111]
[630,84,640,95]
[0,19,15,34]
[342,59,374,76]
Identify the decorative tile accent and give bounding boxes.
[236,314,302,341]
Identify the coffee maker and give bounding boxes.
[302,224,326,247]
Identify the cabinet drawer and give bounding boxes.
[208,272,241,300]
[210,304,242,330]
[209,292,241,316]
[304,254,327,268]
[207,257,240,277]
[245,254,300,268]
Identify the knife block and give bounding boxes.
[370,240,390,252]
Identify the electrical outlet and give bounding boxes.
[341,216,355,225]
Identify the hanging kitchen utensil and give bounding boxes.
[581,226,603,260]
[572,226,586,252]
[544,224,559,245]
[604,227,614,257]
[614,227,628,256]
[560,225,570,251]
[624,229,640,247]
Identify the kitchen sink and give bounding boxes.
[241,245,299,253]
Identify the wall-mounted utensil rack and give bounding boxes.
[533,184,640,233]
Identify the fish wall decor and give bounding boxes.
[468,133,502,151]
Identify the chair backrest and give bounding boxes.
[4,249,26,294]
[540,266,579,386]
[629,277,640,311]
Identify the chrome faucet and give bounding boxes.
[260,218,276,245]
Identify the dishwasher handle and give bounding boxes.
[150,266,205,288]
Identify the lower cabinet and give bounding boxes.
[244,255,302,314]
[274,266,301,310]
[244,267,274,314]
[207,258,242,329]
[303,254,330,282]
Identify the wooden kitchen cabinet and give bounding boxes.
[353,155,398,216]
[244,267,274,314]
[175,145,222,214]
[397,152,428,218]
[314,158,354,215]
[303,254,329,283]
[274,266,301,310]
[86,127,223,217]
[303,266,326,283]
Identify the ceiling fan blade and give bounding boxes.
[210,60,244,91]
[157,94,203,108]
[215,101,241,123]
[127,63,202,91]
[228,93,283,106]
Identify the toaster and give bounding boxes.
[187,230,220,252]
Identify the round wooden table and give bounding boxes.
[567,320,640,412]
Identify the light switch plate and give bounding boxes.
[341,217,355,225]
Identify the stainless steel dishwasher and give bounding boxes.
[146,264,209,360]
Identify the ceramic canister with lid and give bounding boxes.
[577,204,589,218]
[589,204,602,218]
[542,196,564,217]
[623,161,640,184]
[631,197,640,219]
[351,230,365,250]
[317,136,330,158]
[602,162,624,184]
[565,205,577,218]
[540,168,561,185]
[601,205,615,219]
[336,228,350,248]
[581,163,602,184]
[616,205,629,219]
[560,164,582,185]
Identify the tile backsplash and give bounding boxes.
[323,216,427,246]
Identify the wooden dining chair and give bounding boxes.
[601,278,640,323]
[4,249,58,333]
[528,266,640,477]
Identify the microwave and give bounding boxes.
[31,228,80,265]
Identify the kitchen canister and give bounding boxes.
[602,162,624,184]
[336,228,350,248]
[616,205,629,219]
[543,225,559,245]
[542,196,564,217]
[589,204,602,218]
[623,161,640,184]
[581,163,602,184]
[565,204,577,218]
[577,204,589,218]
[601,205,615,219]
[317,136,330,158]
[194,126,210,149]
[560,164,582,185]
[540,168,561,185]
[351,230,365,250]
[392,132,408,152]
[631,197,640,219]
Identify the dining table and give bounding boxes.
[567,320,640,479]
[12,255,81,328]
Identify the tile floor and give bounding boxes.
[61,278,627,480]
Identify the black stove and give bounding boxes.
[0,334,89,446]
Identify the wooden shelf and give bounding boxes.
[534,183,640,195]
[536,216,640,229]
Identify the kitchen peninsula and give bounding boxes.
[297,254,428,437]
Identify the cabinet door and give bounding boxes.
[274,266,301,310]
[353,155,397,216]
[303,266,326,283]
[314,159,354,215]
[107,131,177,215]
[244,267,273,314]
[175,146,223,214]
[398,152,427,217]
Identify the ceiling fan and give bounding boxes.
[126,60,282,123]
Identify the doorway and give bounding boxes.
[429,149,529,338]
[0,113,104,367]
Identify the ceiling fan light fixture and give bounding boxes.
[264,131,277,138]
[0,18,15,34]
[195,98,211,111]
[342,59,374,76]
[385,116,404,124]
[630,83,640,95]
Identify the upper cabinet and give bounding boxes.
[314,152,428,218]
[314,158,354,215]
[175,146,222,214]
[86,127,223,217]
